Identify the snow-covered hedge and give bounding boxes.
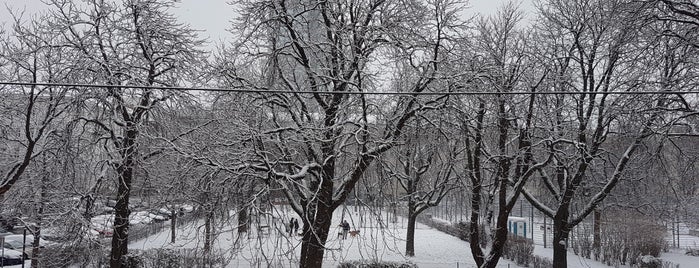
[124,248,225,268]
[529,255,553,268]
[502,234,534,266]
[338,260,418,268]
[571,210,668,267]
[686,248,699,256]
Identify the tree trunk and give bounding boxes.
[238,207,248,233]
[406,213,417,257]
[477,96,512,268]
[110,167,132,268]
[593,209,601,251]
[552,220,570,268]
[298,125,337,268]
[110,179,131,268]
[483,209,510,268]
[204,211,212,254]
[405,178,417,257]
[170,210,177,243]
[31,227,41,267]
[30,163,50,267]
[299,204,332,268]
[110,129,137,268]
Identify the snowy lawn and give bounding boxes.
[532,242,699,268]
[130,206,521,267]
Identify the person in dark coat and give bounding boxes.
[340,220,350,239]
[292,218,299,234]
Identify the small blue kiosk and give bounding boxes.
[507,216,527,238]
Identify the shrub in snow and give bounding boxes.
[660,260,681,268]
[636,255,681,268]
[422,217,458,238]
[636,255,662,268]
[568,209,667,267]
[419,218,489,247]
[455,221,469,241]
[501,233,534,266]
[337,260,418,268]
[36,242,104,267]
[685,248,699,256]
[124,248,225,268]
[529,255,553,268]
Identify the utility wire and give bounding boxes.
[1,81,698,95]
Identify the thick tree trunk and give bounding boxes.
[592,210,601,250]
[204,211,212,254]
[110,129,137,268]
[469,211,484,267]
[483,207,510,268]
[300,204,332,268]
[552,218,570,268]
[406,213,417,256]
[238,207,248,233]
[298,122,337,268]
[31,228,41,266]
[110,167,132,268]
[405,178,417,257]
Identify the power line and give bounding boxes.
[1,81,698,96]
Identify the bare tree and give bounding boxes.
[39,0,205,266]
[381,113,459,257]
[654,0,699,47]
[454,3,552,268]
[219,0,465,266]
[0,12,76,199]
[520,0,695,266]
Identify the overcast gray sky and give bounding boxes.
[0,0,533,50]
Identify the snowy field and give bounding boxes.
[419,215,699,268]
[3,206,697,267]
[129,206,520,267]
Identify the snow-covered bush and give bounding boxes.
[422,217,459,238]
[455,221,469,241]
[660,260,681,268]
[124,248,225,268]
[685,248,699,256]
[585,210,667,266]
[633,255,680,268]
[529,255,553,268]
[502,234,534,266]
[338,260,418,268]
[37,242,101,267]
[418,218,489,248]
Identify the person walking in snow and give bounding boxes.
[292,218,299,234]
[340,220,350,240]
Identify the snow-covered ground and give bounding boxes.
[5,206,696,268]
[130,206,521,267]
[532,246,699,268]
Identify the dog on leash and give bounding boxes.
[349,230,360,237]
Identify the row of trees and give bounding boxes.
[0,0,697,268]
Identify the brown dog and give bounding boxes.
[349,230,360,237]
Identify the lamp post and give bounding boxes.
[21,228,26,268]
[1,236,5,268]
